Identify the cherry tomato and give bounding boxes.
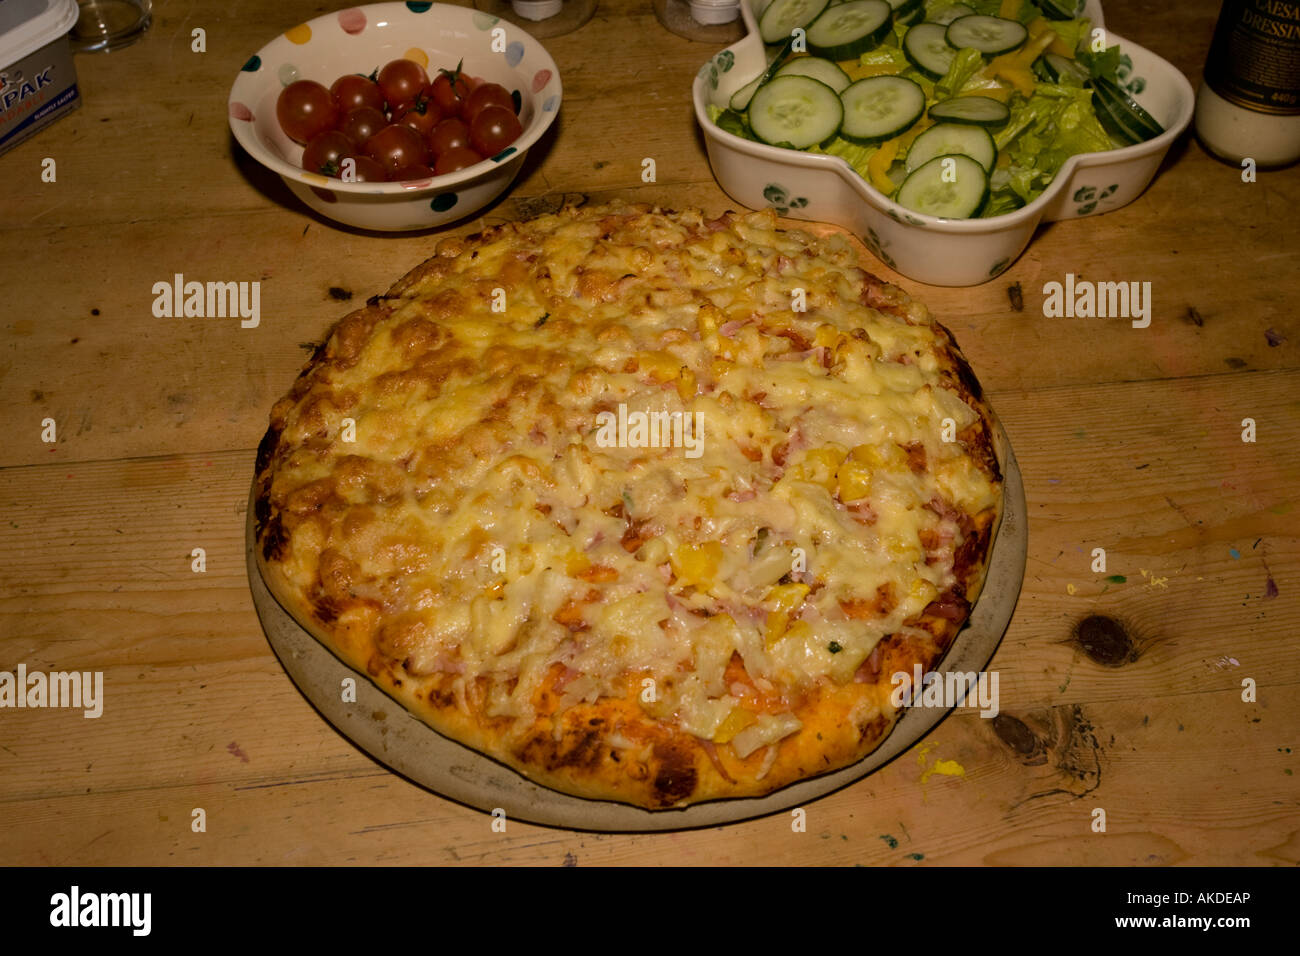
[464,82,515,121]
[338,106,386,147]
[338,154,390,182]
[277,80,337,144]
[395,96,442,139]
[364,124,429,170]
[377,58,430,112]
[301,130,355,176]
[434,146,483,176]
[427,117,471,157]
[329,74,385,114]
[391,163,436,181]
[469,105,523,157]
[430,68,472,118]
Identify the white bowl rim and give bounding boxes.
[227,1,562,196]
[693,22,1194,233]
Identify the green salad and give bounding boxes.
[708,0,1164,219]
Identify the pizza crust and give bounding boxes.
[253,203,1003,809]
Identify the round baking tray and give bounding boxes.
[246,417,1025,831]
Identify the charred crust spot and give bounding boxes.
[651,740,698,804]
[254,424,281,477]
[312,593,342,625]
[856,711,887,741]
[959,422,1002,484]
[366,294,381,307]
[557,728,602,770]
[949,349,984,402]
[428,686,456,709]
[252,487,271,536]
[259,512,288,562]
[953,523,990,580]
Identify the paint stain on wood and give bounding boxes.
[1183,306,1204,327]
[226,742,250,763]
[1007,282,1023,312]
[879,834,898,849]
[328,286,354,301]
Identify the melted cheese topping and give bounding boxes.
[266,205,1000,753]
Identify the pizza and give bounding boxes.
[252,202,1003,810]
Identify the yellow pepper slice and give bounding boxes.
[1027,16,1075,58]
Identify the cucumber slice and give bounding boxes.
[902,22,956,79]
[1039,0,1084,20]
[930,3,974,25]
[894,0,924,25]
[776,56,852,94]
[905,121,997,172]
[806,0,893,60]
[759,0,832,44]
[730,75,764,111]
[887,0,922,20]
[1092,77,1164,142]
[729,36,799,111]
[1042,52,1091,87]
[749,75,845,148]
[945,15,1027,56]
[927,94,1010,127]
[896,154,989,218]
[762,35,799,79]
[839,75,926,144]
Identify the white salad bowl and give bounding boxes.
[693,0,1194,285]
[228,2,562,232]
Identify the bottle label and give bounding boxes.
[1204,0,1300,115]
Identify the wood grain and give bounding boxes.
[0,0,1296,866]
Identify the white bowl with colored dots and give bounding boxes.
[228,2,562,231]
[692,0,1194,286]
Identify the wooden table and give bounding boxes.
[1,0,1295,866]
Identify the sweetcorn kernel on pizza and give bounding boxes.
[253,203,1002,809]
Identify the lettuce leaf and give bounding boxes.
[1042,17,1090,55]
[934,48,987,99]
[858,44,910,74]
[995,83,1113,196]
[807,137,881,181]
[1077,43,1123,85]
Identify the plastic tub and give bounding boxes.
[0,0,80,157]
